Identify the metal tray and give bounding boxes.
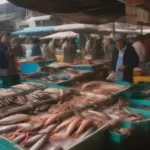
[68,124,109,150]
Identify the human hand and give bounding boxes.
[118,66,126,71]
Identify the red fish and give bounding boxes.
[74,119,93,137]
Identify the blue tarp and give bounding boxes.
[11,26,56,35]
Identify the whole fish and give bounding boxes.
[0,125,17,133]
[53,117,75,133]
[38,124,56,134]
[44,114,59,126]
[0,114,30,125]
[50,146,64,150]
[74,119,93,137]
[26,123,43,131]
[30,135,47,150]
[13,134,26,144]
[16,123,32,128]
[24,134,43,147]
[65,117,82,137]
[79,127,96,141]
[88,110,111,120]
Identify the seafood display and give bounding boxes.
[12,83,44,90]
[80,81,130,95]
[49,62,71,68]
[0,107,113,150]
[48,93,107,114]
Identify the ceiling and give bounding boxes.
[8,0,125,24]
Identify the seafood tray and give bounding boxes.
[120,107,150,128]
[21,60,55,75]
[24,78,72,88]
[109,122,131,143]
[80,81,130,96]
[0,86,68,118]
[12,82,46,92]
[68,124,109,150]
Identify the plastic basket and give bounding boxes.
[21,62,39,74]
[0,137,23,150]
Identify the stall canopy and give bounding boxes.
[41,31,79,39]
[54,24,99,32]
[8,0,125,24]
[12,26,56,35]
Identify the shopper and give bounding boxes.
[91,37,105,60]
[0,32,10,82]
[48,39,56,59]
[132,35,145,63]
[112,33,139,83]
[42,40,51,59]
[31,38,42,57]
[10,37,25,58]
[62,38,73,63]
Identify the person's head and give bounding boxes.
[43,40,49,44]
[134,34,144,43]
[113,34,127,50]
[0,31,10,44]
[33,38,40,44]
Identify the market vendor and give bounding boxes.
[112,33,139,83]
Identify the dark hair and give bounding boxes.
[144,33,150,39]
[33,38,40,44]
[0,31,10,40]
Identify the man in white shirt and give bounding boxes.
[132,35,145,62]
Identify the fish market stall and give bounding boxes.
[0,87,118,150]
[18,57,55,75]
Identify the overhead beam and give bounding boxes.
[118,0,144,5]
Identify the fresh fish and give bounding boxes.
[0,114,30,125]
[79,127,96,141]
[39,124,56,134]
[88,110,111,120]
[26,123,43,131]
[16,123,32,128]
[65,117,82,137]
[30,135,47,150]
[0,125,17,133]
[24,134,43,147]
[81,81,100,89]
[74,119,93,137]
[50,146,64,150]
[44,114,59,126]
[53,117,75,133]
[13,134,26,144]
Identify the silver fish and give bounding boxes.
[13,134,26,144]
[24,134,43,147]
[0,125,17,133]
[79,127,96,141]
[0,114,30,125]
[30,135,47,150]
[38,124,56,134]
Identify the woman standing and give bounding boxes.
[112,34,139,83]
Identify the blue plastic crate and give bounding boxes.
[109,122,130,143]
[128,99,150,107]
[119,107,150,128]
[21,62,39,74]
[0,137,22,150]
